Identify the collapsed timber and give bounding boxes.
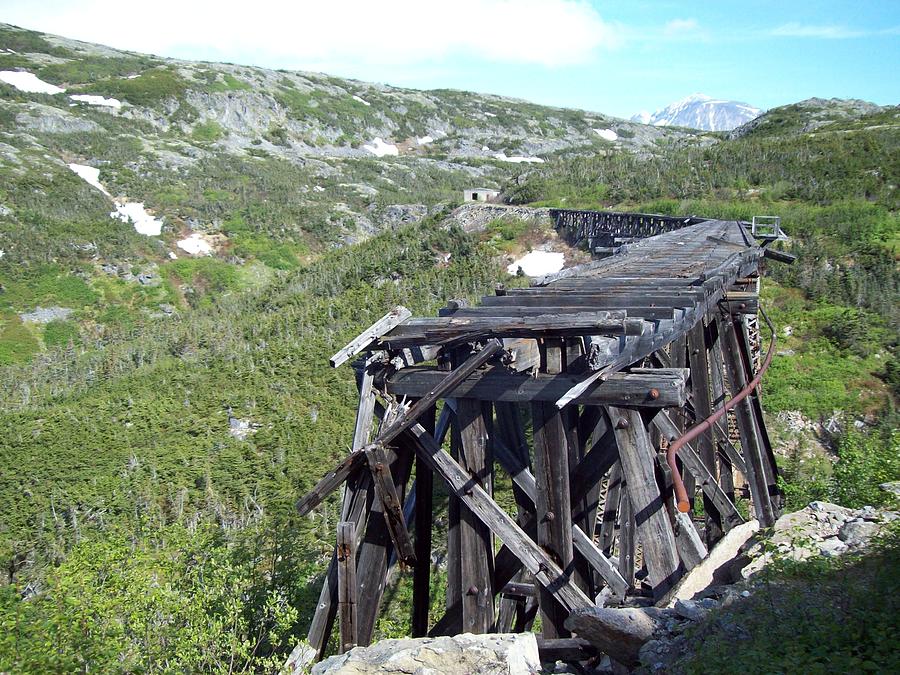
[295,210,795,666]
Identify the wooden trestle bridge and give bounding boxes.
[296,209,793,664]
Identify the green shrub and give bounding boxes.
[191,120,225,144]
[42,319,79,348]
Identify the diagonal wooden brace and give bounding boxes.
[405,423,593,613]
[365,443,416,566]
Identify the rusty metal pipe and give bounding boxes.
[666,307,776,513]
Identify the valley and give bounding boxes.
[0,20,897,675]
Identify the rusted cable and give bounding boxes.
[666,307,777,513]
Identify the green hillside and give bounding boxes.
[0,23,897,674]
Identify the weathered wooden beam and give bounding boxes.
[609,406,682,599]
[330,306,411,367]
[336,521,358,653]
[687,321,724,545]
[502,582,536,597]
[673,511,708,570]
[365,443,416,566]
[379,314,646,347]
[617,493,635,590]
[536,637,600,662]
[411,409,435,638]
[456,398,495,633]
[384,367,689,408]
[719,314,775,526]
[405,423,593,613]
[705,317,737,507]
[532,400,575,638]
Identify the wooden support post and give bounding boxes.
[739,315,782,515]
[531,400,575,637]
[336,521,358,653]
[719,314,775,526]
[305,362,378,660]
[411,409,435,638]
[669,335,695,510]
[687,321,724,545]
[706,317,736,507]
[609,406,682,599]
[456,398,495,633]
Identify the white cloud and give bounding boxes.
[2,0,619,68]
[664,18,699,37]
[769,23,866,39]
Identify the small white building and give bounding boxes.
[463,188,501,203]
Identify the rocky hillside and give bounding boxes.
[0,22,713,367]
[730,97,896,139]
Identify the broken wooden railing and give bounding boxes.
[295,213,791,664]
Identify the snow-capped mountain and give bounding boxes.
[631,94,761,131]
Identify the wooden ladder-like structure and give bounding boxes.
[296,212,791,663]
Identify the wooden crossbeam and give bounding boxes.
[384,367,689,408]
[379,314,645,347]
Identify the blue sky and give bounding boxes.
[2,0,898,117]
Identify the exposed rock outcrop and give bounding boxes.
[307,633,541,675]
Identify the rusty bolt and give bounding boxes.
[545,511,555,522]
[616,417,629,429]
[649,388,660,400]
[467,585,479,595]
[374,462,384,472]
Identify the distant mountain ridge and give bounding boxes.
[632,94,761,131]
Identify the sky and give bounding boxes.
[1,0,898,117]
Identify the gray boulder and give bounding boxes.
[310,633,540,675]
[838,519,879,547]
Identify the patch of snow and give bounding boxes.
[168,251,178,260]
[352,95,371,106]
[593,128,618,141]
[125,74,141,79]
[69,94,122,109]
[417,135,434,145]
[363,137,399,157]
[493,152,545,164]
[484,112,497,117]
[68,163,110,196]
[176,233,214,256]
[313,185,326,193]
[112,202,163,236]
[0,249,4,258]
[481,145,490,151]
[506,250,565,277]
[0,70,65,95]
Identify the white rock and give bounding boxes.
[838,519,879,547]
[818,537,848,557]
[308,633,540,675]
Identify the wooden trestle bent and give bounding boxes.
[296,212,789,664]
